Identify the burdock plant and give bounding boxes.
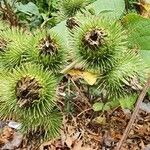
[0,38,8,52]
[70,16,145,99]
[0,27,30,69]
[0,26,66,73]
[0,63,62,140]
[58,0,88,20]
[0,63,57,119]
[0,11,146,142]
[98,50,145,99]
[25,30,66,73]
[0,20,9,31]
[66,17,79,30]
[70,16,128,73]
[22,109,62,141]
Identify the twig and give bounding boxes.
[77,108,92,117]
[124,0,129,13]
[116,77,150,150]
[70,78,91,107]
[60,59,79,74]
[40,18,51,28]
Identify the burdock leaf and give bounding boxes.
[16,2,40,16]
[123,13,150,68]
[123,13,150,50]
[140,50,150,69]
[119,94,137,110]
[93,102,104,111]
[87,0,125,19]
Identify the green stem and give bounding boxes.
[124,0,129,13]
[60,59,80,74]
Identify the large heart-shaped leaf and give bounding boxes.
[123,14,150,68]
[123,13,150,50]
[16,2,40,16]
[87,0,125,19]
[140,50,150,68]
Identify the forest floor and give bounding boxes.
[0,76,150,150]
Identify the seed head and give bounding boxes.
[66,17,79,30]
[16,76,42,108]
[0,38,8,52]
[39,35,58,56]
[83,29,107,49]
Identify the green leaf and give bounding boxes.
[103,100,120,111]
[119,94,137,110]
[102,103,111,111]
[16,2,40,16]
[140,50,150,68]
[93,100,120,112]
[88,0,125,19]
[123,13,150,68]
[51,20,68,43]
[93,102,104,111]
[123,13,150,50]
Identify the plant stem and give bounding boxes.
[116,77,150,150]
[60,59,80,74]
[70,78,91,107]
[124,0,130,13]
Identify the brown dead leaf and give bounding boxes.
[68,69,98,85]
[72,140,94,150]
[39,140,63,150]
[110,130,122,140]
[137,0,150,18]
[93,115,107,125]
[72,140,82,150]
[65,136,74,148]
[82,71,98,85]
[0,126,23,150]
[0,126,14,142]
[39,140,54,150]
[68,69,83,77]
